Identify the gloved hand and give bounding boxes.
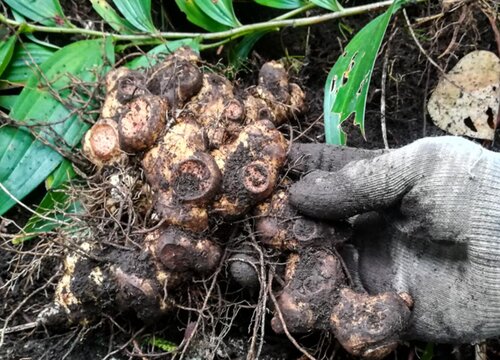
[288,136,500,343]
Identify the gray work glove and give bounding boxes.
[288,136,500,343]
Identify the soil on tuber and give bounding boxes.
[53,47,415,359]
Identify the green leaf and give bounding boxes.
[13,160,77,244]
[311,0,343,12]
[112,0,156,32]
[91,0,136,34]
[127,38,201,69]
[1,42,55,87]
[254,0,307,9]
[0,38,114,216]
[421,343,434,360]
[45,158,75,190]
[0,95,18,110]
[4,0,67,26]
[228,31,267,69]
[196,0,240,28]
[175,0,230,32]
[0,36,17,77]
[324,0,406,145]
[146,337,177,352]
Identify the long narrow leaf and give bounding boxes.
[4,0,67,26]
[45,158,75,190]
[0,38,114,215]
[112,0,156,32]
[13,159,77,243]
[228,31,268,69]
[175,0,230,32]
[311,0,343,12]
[91,0,136,33]
[127,38,201,69]
[324,0,406,145]
[0,36,17,77]
[13,188,80,244]
[1,42,55,87]
[254,0,307,9]
[0,95,17,110]
[197,0,240,28]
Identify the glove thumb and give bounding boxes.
[289,143,424,220]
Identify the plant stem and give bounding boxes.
[0,0,423,44]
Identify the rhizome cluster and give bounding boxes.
[43,48,413,359]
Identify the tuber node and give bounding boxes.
[228,253,260,290]
[242,161,272,198]
[155,227,222,274]
[115,70,147,104]
[147,57,203,108]
[83,119,123,167]
[118,95,168,152]
[172,153,222,204]
[223,99,245,122]
[330,288,411,359]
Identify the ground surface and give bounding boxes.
[1,1,499,359]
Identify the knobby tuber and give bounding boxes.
[256,191,412,359]
[49,47,413,358]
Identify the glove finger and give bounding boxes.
[289,144,424,220]
[288,143,386,174]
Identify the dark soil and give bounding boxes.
[1,1,498,359]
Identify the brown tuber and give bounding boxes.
[212,120,287,217]
[68,48,417,359]
[147,47,203,108]
[331,288,412,359]
[118,95,168,152]
[271,246,412,359]
[82,118,124,167]
[228,252,261,291]
[142,120,216,232]
[183,73,243,148]
[151,227,222,274]
[255,190,345,251]
[50,241,178,325]
[244,61,305,125]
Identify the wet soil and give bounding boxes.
[1,1,498,359]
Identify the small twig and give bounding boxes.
[0,1,425,45]
[403,9,446,74]
[380,26,398,150]
[0,182,70,227]
[102,327,145,360]
[1,321,38,334]
[177,247,229,360]
[481,4,500,57]
[0,270,61,347]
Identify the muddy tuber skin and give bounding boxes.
[244,61,305,125]
[142,119,217,232]
[212,120,287,218]
[75,49,312,337]
[82,118,125,167]
[50,242,180,325]
[255,190,348,251]
[271,247,412,359]
[228,251,261,291]
[146,47,203,108]
[255,191,412,359]
[145,226,222,274]
[184,73,243,149]
[118,95,168,152]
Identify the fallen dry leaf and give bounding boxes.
[427,50,500,140]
